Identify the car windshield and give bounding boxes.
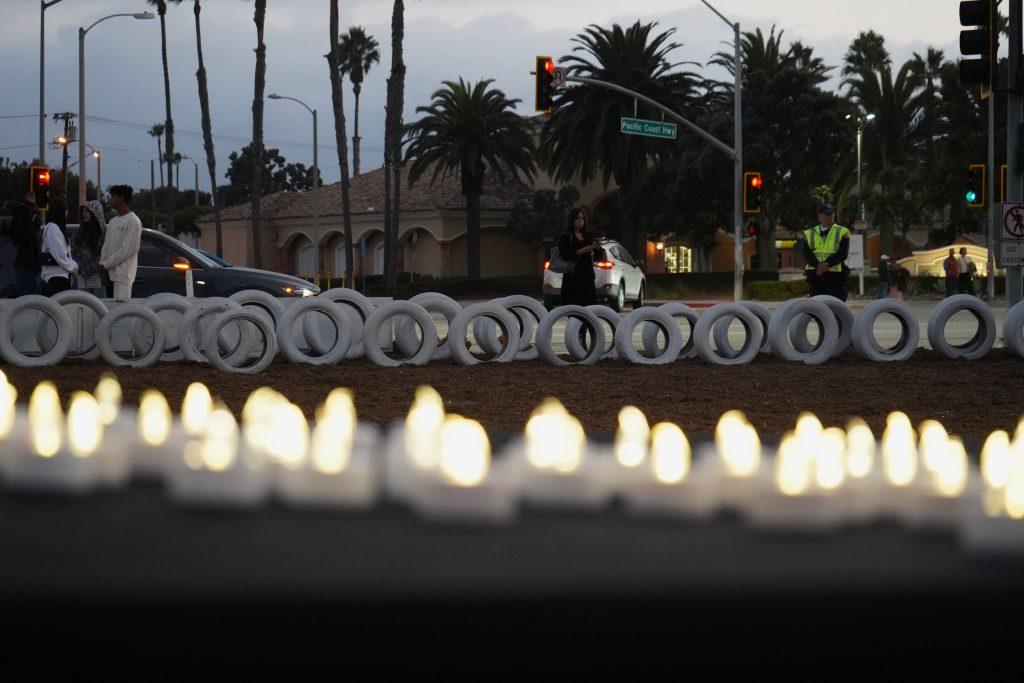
[201,250,231,267]
[149,231,219,269]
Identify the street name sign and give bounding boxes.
[620,117,677,140]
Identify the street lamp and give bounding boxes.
[92,149,101,201]
[846,112,876,223]
[78,11,154,206]
[182,156,200,208]
[268,93,320,249]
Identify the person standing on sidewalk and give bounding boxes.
[558,207,600,306]
[72,201,107,296]
[39,196,78,296]
[802,203,851,301]
[99,185,142,301]
[943,248,958,298]
[8,191,42,296]
[876,255,891,299]
[956,247,976,296]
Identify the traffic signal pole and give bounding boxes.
[1009,0,1023,308]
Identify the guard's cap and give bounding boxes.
[817,203,836,215]
[880,254,890,260]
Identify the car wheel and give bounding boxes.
[612,282,626,312]
[634,284,645,310]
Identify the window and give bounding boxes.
[616,247,635,267]
[137,237,179,267]
[664,246,692,273]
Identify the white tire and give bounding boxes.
[179,298,254,365]
[711,300,771,357]
[132,292,191,361]
[473,295,547,361]
[1004,301,1024,358]
[767,298,838,365]
[395,292,461,361]
[614,306,683,365]
[565,305,620,360]
[926,294,996,360]
[203,308,278,373]
[277,297,352,365]
[0,295,72,367]
[641,302,699,360]
[228,289,286,327]
[35,289,108,360]
[304,288,374,360]
[97,304,165,368]
[449,302,520,366]
[789,296,853,358]
[537,305,605,366]
[851,299,919,362]
[362,301,437,367]
[693,303,763,365]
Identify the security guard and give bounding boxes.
[802,203,851,301]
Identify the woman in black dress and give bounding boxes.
[558,207,600,306]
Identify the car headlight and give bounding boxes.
[299,287,316,297]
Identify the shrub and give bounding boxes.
[746,279,808,300]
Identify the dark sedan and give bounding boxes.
[133,229,319,298]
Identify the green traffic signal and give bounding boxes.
[966,190,978,203]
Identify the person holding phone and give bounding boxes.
[557,207,599,306]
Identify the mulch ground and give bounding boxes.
[4,349,1022,441]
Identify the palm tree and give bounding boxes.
[192,0,223,256]
[249,0,267,269]
[383,0,406,290]
[328,0,355,287]
[148,123,165,186]
[404,79,536,278]
[336,26,380,177]
[148,0,177,191]
[538,21,699,254]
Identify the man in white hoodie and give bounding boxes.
[99,184,142,300]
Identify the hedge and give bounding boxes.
[646,270,779,298]
[746,280,809,300]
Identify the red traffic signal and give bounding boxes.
[535,55,556,113]
[29,165,51,211]
[743,171,763,214]
[746,220,759,237]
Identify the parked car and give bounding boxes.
[199,249,231,267]
[543,239,645,311]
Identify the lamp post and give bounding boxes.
[92,149,101,200]
[268,93,320,252]
[78,11,154,206]
[40,0,68,165]
[182,156,200,208]
[846,112,875,223]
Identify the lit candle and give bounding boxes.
[0,386,105,495]
[384,385,446,501]
[513,398,614,510]
[695,409,762,512]
[961,429,1024,555]
[0,372,20,464]
[878,411,922,518]
[132,389,185,480]
[274,388,380,509]
[181,382,213,438]
[614,405,650,474]
[622,422,717,519]
[839,418,883,521]
[408,414,518,525]
[167,403,268,509]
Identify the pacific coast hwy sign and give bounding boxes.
[620,117,677,140]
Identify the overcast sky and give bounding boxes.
[0,0,965,194]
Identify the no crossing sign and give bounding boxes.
[1002,203,1024,240]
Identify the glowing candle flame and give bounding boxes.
[93,374,121,427]
[526,398,585,473]
[776,432,812,496]
[311,413,355,475]
[0,376,17,439]
[882,411,917,487]
[845,418,875,479]
[439,415,490,487]
[191,405,239,472]
[650,422,690,484]
[980,430,1012,489]
[715,410,760,477]
[181,382,213,437]
[242,387,284,453]
[816,427,846,491]
[67,391,102,457]
[266,402,309,470]
[138,390,172,446]
[794,412,823,442]
[1006,472,1024,520]
[319,387,355,421]
[405,386,445,468]
[918,420,949,473]
[615,405,649,468]
[29,381,61,458]
[934,436,968,498]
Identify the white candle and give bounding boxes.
[961,430,1024,555]
[132,389,184,481]
[167,404,268,509]
[181,381,214,438]
[695,409,763,513]
[273,388,380,509]
[1,385,105,495]
[877,411,926,519]
[838,418,885,522]
[409,414,518,525]
[384,385,445,501]
[623,422,717,519]
[613,405,650,486]
[514,398,614,510]
[0,373,20,467]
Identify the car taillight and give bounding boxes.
[595,261,614,269]
[544,261,550,269]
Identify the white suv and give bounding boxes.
[543,239,646,311]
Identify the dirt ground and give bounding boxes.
[4,349,1022,441]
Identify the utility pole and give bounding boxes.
[988,90,996,300]
[1009,0,1023,308]
[40,0,68,165]
[53,111,75,204]
[150,159,156,230]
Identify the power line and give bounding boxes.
[0,114,37,120]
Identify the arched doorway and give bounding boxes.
[293,235,316,279]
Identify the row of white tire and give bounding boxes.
[0,290,1019,371]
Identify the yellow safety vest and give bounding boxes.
[804,223,850,272]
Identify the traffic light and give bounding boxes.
[966,163,985,207]
[746,219,760,237]
[535,56,555,113]
[959,0,998,97]
[29,165,51,211]
[743,171,763,213]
